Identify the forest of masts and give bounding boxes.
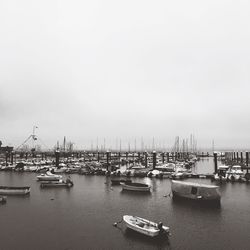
[17,134,199,153]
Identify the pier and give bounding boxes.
[0,147,249,182]
[1,139,250,186]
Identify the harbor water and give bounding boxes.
[0,158,250,250]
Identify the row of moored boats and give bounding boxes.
[111,178,221,203]
[0,171,74,203]
[213,165,250,182]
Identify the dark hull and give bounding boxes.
[40,183,72,188]
[0,186,30,195]
[0,186,30,190]
[172,191,221,206]
[40,181,73,188]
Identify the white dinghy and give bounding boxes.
[122,215,170,237]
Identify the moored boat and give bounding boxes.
[37,171,62,181]
[121,182,151,192]
[156,164,175,178]
[0,186,30,195]
[171,180,220,202]
[40,177,73,188]
[226,165,244,181]
[171,167,190,180]
[53,167,67,173]
[123,215,170,237]
[213,165,229,181]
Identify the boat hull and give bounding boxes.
[37,176,62,181]
[0,186,30,195]
[123,215,169,237]
[121,183,150,192]
[40,181,73,188]
[40,183,72,188]
[171,180,220,202]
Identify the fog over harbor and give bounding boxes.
[1,1,250,149]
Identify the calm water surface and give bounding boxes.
[0,158,250,250]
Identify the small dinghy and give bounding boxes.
[37,171,62,181]
[123,215,170,237]
[121,182,151,192]
[40,177,74,188]
[0,186,30,195]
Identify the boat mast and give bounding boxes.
[31,126,38,151]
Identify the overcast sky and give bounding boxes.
[1,0,250,150]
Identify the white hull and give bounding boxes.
[37,176,62,181]
[37,172,62,181]
[123,215,169,237]
[226,166,244,181]
[53,168,67,173]
[0,188,30,195]
[40,182,73,188]
[171,180,220,201]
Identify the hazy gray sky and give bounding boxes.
[1,0,250,150]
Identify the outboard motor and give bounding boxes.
[158,222,164,233]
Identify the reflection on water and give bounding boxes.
[171,196,222,210]
[124,228,171,250]
[120,189,152,196]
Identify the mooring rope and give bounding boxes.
[113,218,123,227]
